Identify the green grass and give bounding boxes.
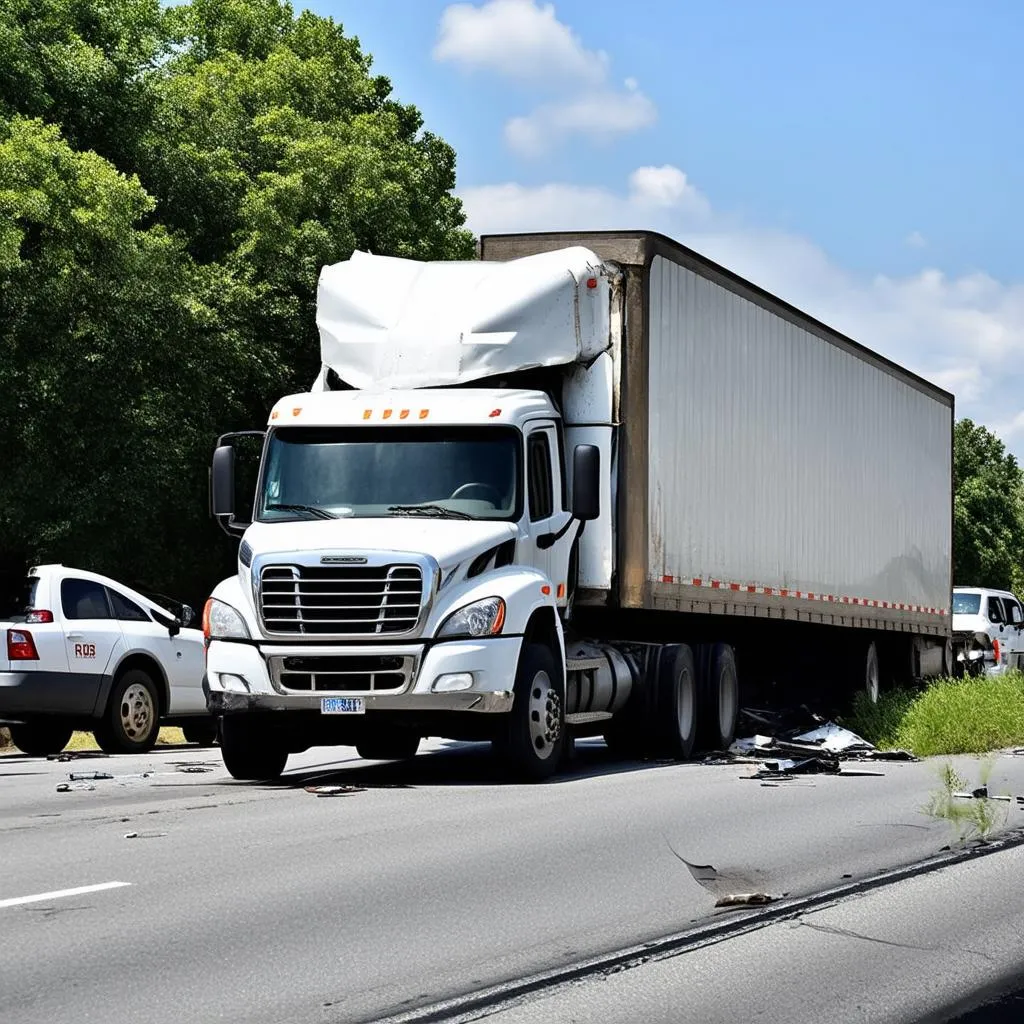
[845,671,1024,757]
[0,726,187,754]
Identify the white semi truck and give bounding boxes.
[204,230,954,781]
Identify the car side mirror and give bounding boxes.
[180,605,195,629]
[211,445,235,518]
[153,610,181,637]
[571,444,601,522]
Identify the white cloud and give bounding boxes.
[905,230,927,248]
[436,1,653,156]
[460,167,1024,452]
[434,0,607,86]
[504,88,656,156]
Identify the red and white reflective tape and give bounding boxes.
[654,576,947,616]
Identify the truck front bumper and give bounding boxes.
[203,636,519,715]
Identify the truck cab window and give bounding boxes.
[1010,601,1024,627]
[988,598,1006,625]
[528,432,554,521]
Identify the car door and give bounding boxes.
[59,577,126,713]
[108,588,206,715]
[1006,597,1024,669]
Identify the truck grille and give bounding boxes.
[269,655,413,694]
[259,564,424,636]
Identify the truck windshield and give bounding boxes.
[952,592,982,615]
[257,426,522,521]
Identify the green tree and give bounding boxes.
[953,418,1024,591]
[0,0,473,606]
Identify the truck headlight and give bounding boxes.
[203,598,251,640]
[437,597,506,639]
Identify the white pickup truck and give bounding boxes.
[1,564,215,755]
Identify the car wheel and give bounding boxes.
[94,669,160,754]
[9,722,74,757]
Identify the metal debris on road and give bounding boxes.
[69,771,113,781]
[714,892,788,908]
[177,765,213,774]
[953,788,1012,802]
[56,782,95,792]
[124,830,167,839]
[304,785,367,797]
[47,751,108,762]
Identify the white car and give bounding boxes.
[0,564,215,755]
[951,586,1024,676]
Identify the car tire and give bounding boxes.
[494,642,565,782]
[220,717,288,781]
[9,722,74,757]
[94,668,161,754]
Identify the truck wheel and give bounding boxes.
[496,642,565,781]
[220,717,288,781]
[93,669,160,754]
[356,733,420,761]
[9,722,74,757]
[652,644,699,759]
[852,641,881,704]
[698,643,739,752]
[183,720,219,747]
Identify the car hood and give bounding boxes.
[952,613,990,635]
[242,518,518,575]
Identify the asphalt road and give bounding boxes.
[4,739,1024,1024]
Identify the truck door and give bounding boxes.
[1007,597,1024,669]
[59,577,127,713]
[522,423,574,607]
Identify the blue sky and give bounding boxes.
[324,0,1024,448]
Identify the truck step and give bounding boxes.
[566,657,606,673]
[565,711,614,725]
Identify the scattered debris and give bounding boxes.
[124,831,138,839]
[69,771,113,781]
[954,789,1012,802]
[841,873,853,879]
[790,723,874,754]
[177,765,213,774]
[56,782,94,792]
[729,735,775,755]
[124,830,167,839]
[714,892,787,908]
[303,785,367,797]
[47,750,108,762]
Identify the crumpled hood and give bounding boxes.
[242,518,517,575]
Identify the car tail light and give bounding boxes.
[7,629,39,661]
[994,638,1001,663]
[25,610,54,624]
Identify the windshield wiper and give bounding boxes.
[265,503,337,520]
[387,504,474,521]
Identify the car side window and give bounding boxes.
[988,598,1006,624]
[61,579,113,620]
[108,589,151,622]
[527,432,554,522]
[1010,601,1024,627]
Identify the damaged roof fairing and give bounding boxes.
[314,247,614,390]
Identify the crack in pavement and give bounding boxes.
[793,920,996,963]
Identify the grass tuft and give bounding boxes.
[845,672,1024,757]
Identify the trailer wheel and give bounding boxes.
[356,733,420,761]
[859,641,881,704]
[495,642,565,781]
[698,643,739,752]
[652,644,699,759]
[220,717,288,781]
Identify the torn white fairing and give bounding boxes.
[314,247,611,390]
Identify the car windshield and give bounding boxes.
[0,577,38,622]
[257,426,522,522]
[952,592,982,615]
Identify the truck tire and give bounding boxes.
[495,642,565,781]
[850,641,881,704]
[356,733,420,761]
[9,722,74,757]
[93,669,160,754]
[652,644,699,759]
[220,717,288,781]
[698,643,739,752]
[183,720,219,747]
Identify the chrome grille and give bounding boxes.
[269,654,413,694]
[259,564,423,636]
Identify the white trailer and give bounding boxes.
[204,230,953,781]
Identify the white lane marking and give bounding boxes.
[0,881,131,909]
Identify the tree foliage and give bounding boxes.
[0,0,473,605]
[953,418,1024,592]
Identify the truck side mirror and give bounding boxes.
[572,444,601,521]
[211,445,235,518]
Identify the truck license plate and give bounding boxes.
[321,697,365,715]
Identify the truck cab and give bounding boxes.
[205,387,602,780]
